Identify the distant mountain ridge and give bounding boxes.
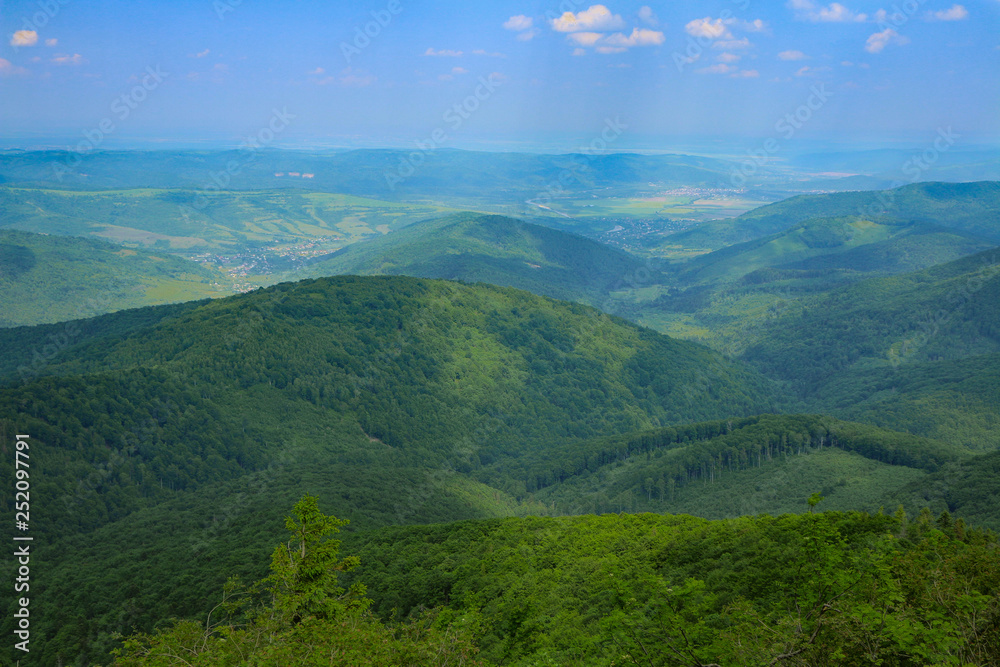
[666,181,1000,251]
[0,148,743,199]
[302,212,657,307]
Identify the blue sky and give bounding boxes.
[0,0,997,152]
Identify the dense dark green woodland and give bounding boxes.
[1,177,999,666]
[109,496,1000,666]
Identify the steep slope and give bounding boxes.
[743,247,1000,388]
[885,448,1000,531]
[0,275,780,663]
[804,353,1000,450]
[0,229,228,326]
[480,413,968,517]
[738,247,1000,448]
[665,181,1000,251]
[302,212,656,306]
[9,413,972,665]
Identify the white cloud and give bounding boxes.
[503,15,533,31]
[195,48,210,58]
[472,49,506,57]
[0,57,28,76]
[926,4,968,21]
[572,48,586,56]
[865,27,909,53]
[686,17,732,39]
[51,53,85,65]
[732,69,759,78]
[424,48,463,57]
[603,28,665,47]
[638,6,659,27]
[778,49,808,60]
[551,4,625,32]
[816,3,866,21]
[566,24,663,54]
[10,30,38,47]
[45,38,57,47]
[451,66,468,74]
[789,1,868,22]
[505,14,539,40]
[568,32,603,46]
[686,17,761,51]
[717,52,742,63]
[308,67,325,75]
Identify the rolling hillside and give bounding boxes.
[672,216,993,288]
[743,246,1000,387]
[0,274,779,662]
[302,212,657,306]
[665,181,1000,251]
[0,229,229,327]
[0,186,456,253]
[738,247,1000,448]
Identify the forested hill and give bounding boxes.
[0,274,784,663]
[744,245,1000,386]
[0,274,780,542]
[672,216,993,289]
[738,245,1000,449]
[666,181,1000,250]
[302,212,655,306]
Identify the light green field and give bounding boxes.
[0,187,460,254]
[530,193,772,223]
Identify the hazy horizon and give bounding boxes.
[2,0,998,154]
